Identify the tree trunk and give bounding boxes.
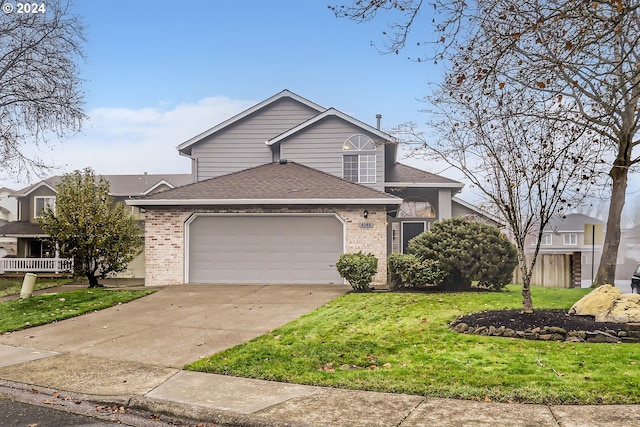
[87,273,102,288]
[595,154,630,286]
[520,264,533,314]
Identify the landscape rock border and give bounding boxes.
[450,320,640,343]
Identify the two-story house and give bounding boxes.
[523,213,604,288]
[127,90,491,287]
[0,187,18,257]
[0,173,191,277]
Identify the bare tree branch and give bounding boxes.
[335,0,640,285]
[0,0,86,183]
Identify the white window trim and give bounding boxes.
[564,233,577,245]
[342,135,377,184]
[541,233,553,245]
[342,154,377,184]
[33,196,56,218]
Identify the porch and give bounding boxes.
[0,258,73,274]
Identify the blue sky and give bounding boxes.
[6,0,637,220]
[7,0,449,190]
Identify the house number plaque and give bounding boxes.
[359,222,374,229]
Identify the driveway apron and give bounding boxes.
[0,284,350,368]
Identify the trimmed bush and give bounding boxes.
[408,217,517,291]
[336,252,378,292]
[388,253,446,290]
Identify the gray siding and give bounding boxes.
[191,98,320,180]
[279,116,386,191]
[22,187,56,223]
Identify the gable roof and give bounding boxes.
[12,174,192,197]
[544,213,604,233]
[177,89,326,156]
[451,196,503,226]
[127,161,402,206]
[385,163,464,188]
[266,108,395,146]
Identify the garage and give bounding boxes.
[186,214,344,284]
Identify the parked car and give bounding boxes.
[632,265,640,293]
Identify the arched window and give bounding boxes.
[342,135,376,183]
[398,197,436,218]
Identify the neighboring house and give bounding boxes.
[127,89,493,287]
[523,214,604,288]
[0,173,191,277]
[0,187,18,257]
[618,224,640,284]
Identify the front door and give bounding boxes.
[402,222,426,254]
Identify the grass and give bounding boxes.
[185,285,640,405]
[0,278,69,298]
[0,288,154,333]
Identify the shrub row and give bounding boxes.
[336,218,519,292]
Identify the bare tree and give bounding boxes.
[396,84,598,312]
[0,0,86,182]
[333,0,640,285]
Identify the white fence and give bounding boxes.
[0,258,73,274]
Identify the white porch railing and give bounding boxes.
[0,258,73,274]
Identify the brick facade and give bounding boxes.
[144,206,388,287]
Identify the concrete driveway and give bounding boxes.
[0,284,350,368]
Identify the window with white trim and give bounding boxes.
[34,196,55,218]
[343,134,376,183]
[541,233,552,245]
[564,233,577,245]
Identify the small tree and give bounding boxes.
[39,168,143,287]
[408,218,518,291]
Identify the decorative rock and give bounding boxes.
[503,328,516,338]
[626,323,640,331]
[494,326,506,336]
[569,284,620,317]
[569,285,640,323]
[566,336,584,343]
[453,323,469,333]
[602,295,640,323]
[475,326,487,335]
[544,326,567,335]
[585,331,621,343]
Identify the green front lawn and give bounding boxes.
[0,289,154,333]
[0,278,70,298]
[186,285,640,404]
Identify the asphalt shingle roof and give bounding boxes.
[0,221,46,237]
[386,163,463,185]
[136,161,400,203]
[13,174,192,197]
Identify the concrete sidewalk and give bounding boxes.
[1,347,640,427]
[1,285,640,426]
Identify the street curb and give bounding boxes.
[129,395,318,427]
[0,378,319,427]
[0,378,131,406]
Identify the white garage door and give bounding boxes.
[187,215,344,284]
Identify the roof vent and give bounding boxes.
[279,159,288,165]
